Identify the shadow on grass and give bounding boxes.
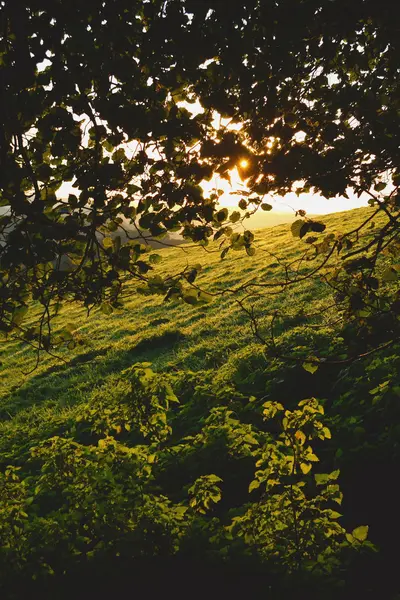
[0,329,186,419]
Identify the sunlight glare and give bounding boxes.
[239,159,249,169]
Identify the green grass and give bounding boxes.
[0,206,378,412]
[0,206,391,465]
[0,206,389,450]
[1,205,399,598]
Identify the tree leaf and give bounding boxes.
[291,219,306,238]
[12,305,29,326]
[252,182,269,195]
[300,462,312,474]
[352,525,369,542]
[302,361,319,374]
[230,211,241,223]
[309,221,326,233]
[315,473,330,486]
[216,208,229,222]
[322,426,332,439]
[249,479,261,493]
[198,291,213,303]
[295,430,306,446]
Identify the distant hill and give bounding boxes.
[236,209,297,230]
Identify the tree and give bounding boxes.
[0,0,399,355]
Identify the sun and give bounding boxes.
[239,159,249,169]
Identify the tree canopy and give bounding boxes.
[0,0,399,351]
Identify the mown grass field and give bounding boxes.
[0,206,376,411]
[1,205,399,599]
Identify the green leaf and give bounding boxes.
[261,202,273,211]
[300,462,312,474]
[329,511,342,519]
[207,474,223,483]
[12,305,29,326]
[315,473,330,486]
[317,426,330,439]
[249,479,261,493]
[351,525,369,542]
[307,451,319,462]
[224,226,233,237]
[107,220,119,232]
[216,208,229,222]
[57,327,73,342]
[291,219,306,238]
[243,433,258,445]
[198,291,213,303]
[302,361,319,374]
[183,292,198,305]
[230,211,241,223]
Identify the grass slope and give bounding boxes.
[0,207,369,408]
[0,206,399,598]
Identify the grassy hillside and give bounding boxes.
[1,206,399,599]
[0,206,369,403]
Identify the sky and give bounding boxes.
[37,60,369,218]
[58,166,368,217]
[184,100,369,215]
[55,99,369,217]
[201,166,368,215]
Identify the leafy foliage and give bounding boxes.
[0,364,372,597]
[230,399,350,574]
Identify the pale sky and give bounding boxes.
[36,60,369,217]
[56,99,369,217]
[187,101,369,215]
[58,168,368,216]
[202,166,368,215]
